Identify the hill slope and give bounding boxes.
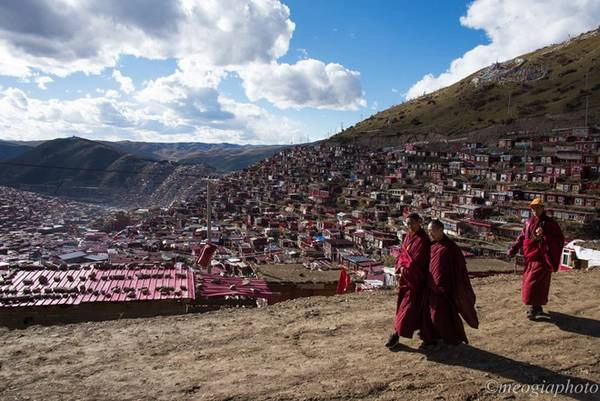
[331,29,600,147]
[1,271,598,400]
[178,145,286,171]
[0,137,212,205]
[106,141,289,172]
[0,141,32,161]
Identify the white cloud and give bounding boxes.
[0,0,295,78]
[0,0,365,143]
[0,86,303,144]
[105,89,120,98]
[406,0,600,99]
[296,48,308,59]
[112,70,135,94]
[219,96,302,143]
[136,65,225,104]
[35,76,53,90]
[239,59,366,110]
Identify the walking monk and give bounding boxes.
[508,198,565,319]
[420,220,478,349]
[385,213,430,349]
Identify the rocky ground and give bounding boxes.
[1,271,599,401]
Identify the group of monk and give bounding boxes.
[386,198,565,351]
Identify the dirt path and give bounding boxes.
[1,271,599,401]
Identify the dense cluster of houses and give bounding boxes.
[1,126,599,324]
[211,126,599,259]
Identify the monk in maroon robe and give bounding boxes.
[420,220,478,348]
[385,213,430,349]
[508,198,565,319]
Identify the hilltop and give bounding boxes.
[331,29,600,147]
[1,271,598,401]
[0,137,212,205]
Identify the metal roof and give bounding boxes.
[0,266,195,308]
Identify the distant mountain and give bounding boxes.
[105,141,289,172]
[330,29,600,147]
[2,139,289,173]
[0,141,32,161]
[0,137,213,206]
[178,145,287,171]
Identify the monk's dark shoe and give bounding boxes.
[385,333,399,348]
[418,341,440,351]
[527,306,539,320]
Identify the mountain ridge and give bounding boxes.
[1,138,288,172]
[0,137,213,206]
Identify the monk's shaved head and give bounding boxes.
[405,213,423,234]
[427,219,445,241]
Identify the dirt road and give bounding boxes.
[1,271,599,400]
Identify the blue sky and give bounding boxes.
[0,0,598,144]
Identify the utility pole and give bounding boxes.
[523,143,528,182]
[206,179,212,274]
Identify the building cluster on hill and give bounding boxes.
[1,126,599,325]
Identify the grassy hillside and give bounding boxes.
[0,137,212,205]
[331,29,600,146]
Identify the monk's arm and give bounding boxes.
[542,220,565,269]
[508,229,525,257]
[402,239,428,287]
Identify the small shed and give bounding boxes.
[254,264,341,303]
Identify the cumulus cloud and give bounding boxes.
[0,0,295,78]
[136,65,226,103]
[35,76,53,90]
[239,59,366,110]
[406,0,600,99]
[112,70,135,94]
[0,0,365,143]
[0,86,302,144]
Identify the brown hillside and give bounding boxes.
[0,270,598,400]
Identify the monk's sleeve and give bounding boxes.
[452,245,479,328]
[402,237,429,288]
[429,247,452,296]
[394,251,403,274]
[543,220,565,271]
[508,227,525,256]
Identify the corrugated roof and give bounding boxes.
[0,266,195,308]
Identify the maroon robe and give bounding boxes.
[393,228,430,338]
[421,235,478,345]
[509,212,565,306]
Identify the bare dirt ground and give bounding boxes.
[1,271,599,401]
